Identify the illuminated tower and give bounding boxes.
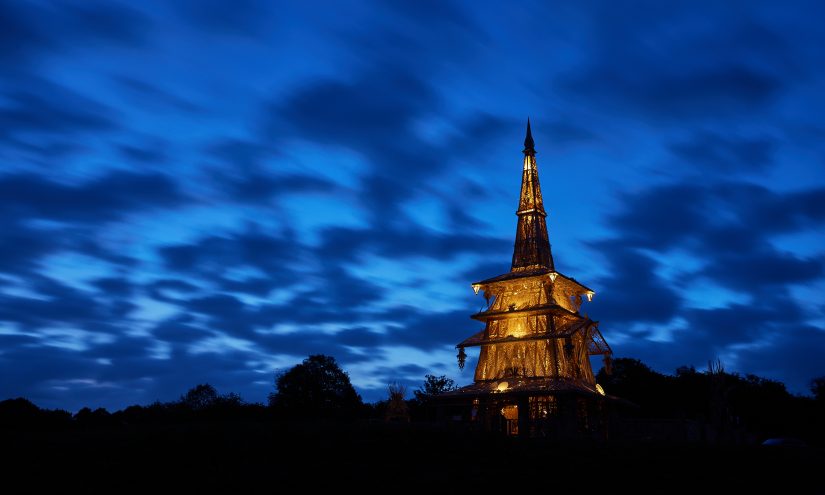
[446,121,613,438]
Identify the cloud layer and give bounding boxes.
[1,0,823,410]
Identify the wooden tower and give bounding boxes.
[445,121,613,438]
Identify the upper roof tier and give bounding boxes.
[473,268,593,295]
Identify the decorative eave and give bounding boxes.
[555,272,594,294]
[470,303,578,322]
[472,269,594,295]
[457,318,593,348]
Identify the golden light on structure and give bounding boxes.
[447,121,614,438]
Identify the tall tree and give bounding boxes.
[180,384,219,411]
[269,355,363,419]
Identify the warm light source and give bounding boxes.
[585,290,595,302]
[596,384,605,396]
[496,381,509,392]
[472,283,481,295]
[549,272,557,282]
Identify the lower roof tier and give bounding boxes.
[470,303,578,322]
[457,318,612,356]
[440,376,602,397]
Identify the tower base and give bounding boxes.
[435,380,619,439]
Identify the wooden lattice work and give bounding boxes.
[454,121,612,396]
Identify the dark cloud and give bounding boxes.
[683,295,804,347]
[333,327,386,348]
[114,76,204,114]
[0,275,130,334]
[151,314,214,344]
[600,184,708,250]
[117,142,168,164]
[171,0,272,37]
[0,1,151,66]
[605,182,825,255]
[91,277,136,297]
[0,335,272,411]
[587,247,682,325]
[558,3,801,121]
[345,0,487,74]
[84,336,156,361]
[542,120,598,144]
[200,138,343,202]
[0,0,52,65]
[252,307,474,360]
[386,308,480,350]
[255,330,386,365]
[159,228,299,278]
[564,63,781,122]
[1,0,823,409]
[269,69,491,225]
[317,225,511,263]
[219,172,339,203]
[0,222,59,275]
[59,2,153,46]
[149,279,201,294]
[0,344,98,400]
[669,132,776,172]
[736,325,825,393]
[0,80,115,145]
[205,138,271,169]
[267,58,517,245]
[590,177,825,392]
[738,186,825,235]
[704,248,823,291]
[272,71,435,151]
[313,265,384,310]
[0,171,185,225]
[215,276,276,297]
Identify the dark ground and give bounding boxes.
[2,421,823,493]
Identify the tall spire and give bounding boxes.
[511,120,554,272]
[523,117,535,156]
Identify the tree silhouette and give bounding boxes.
[180,384,220,411]
[0,398,71,430]
[269,355,363,419]
[74,407,112,427]
[811,376,825,401]
[413,374,456,402]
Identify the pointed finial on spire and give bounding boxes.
[523,118,535,156]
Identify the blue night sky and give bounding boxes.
[2,1,824,410]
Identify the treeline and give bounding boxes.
[598,358,825,444]
[0,355,452,430]
[1,355,823,445]
[0,385,267,431]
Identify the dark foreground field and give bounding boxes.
[2,422,823,493]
